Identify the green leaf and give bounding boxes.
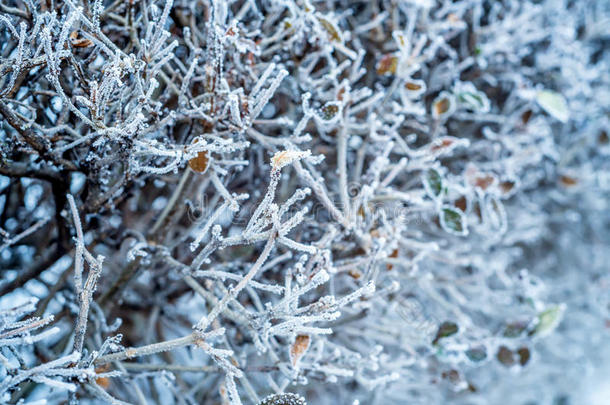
[536,90,569,123]
[440,206,468,236]
[465,346,487,363]
[424,168,443,198]
[458,91,490,112]
[433,321,458,345]
[531,304,565,337]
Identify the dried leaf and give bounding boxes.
[517,346,531,366]
[188,140,210,173]
[450,197,465,214]
[95,365,111,388]
[474,174,496,190]
[317,15,342,42]
[432,92,456,119]
[496,346,515,367]
[499,179,517,197]
[386,248,399,270]
[559,175,578,187]
[69,31,93,48]
[403,79,426,99]
[348,269,362,279]
[271,150,311,170]
[377,54,398,75]
[290,334,311,366]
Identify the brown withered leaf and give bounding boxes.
[559,175,578,187]
[348,269,362,279]
[95,364,111,388]
[434,98,451,116]
[317,16,342,42]
[70,31,93,48]
[405,81,422,91]
[377,54,398,75]
[386,248,398,270]
[429,137,455,152]
[497,346,515,367]
[499,180,516,195]
[474,174,496,190]
[290,334,311,366]
[188,139,210,173]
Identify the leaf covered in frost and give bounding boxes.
[424,168,444,199]
[433,321,459,345]
[440,206,468,236]
[530,304,565,337]
[536,90,569,123]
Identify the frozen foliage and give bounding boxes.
[0,0,609,404]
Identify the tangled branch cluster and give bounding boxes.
[1,0,609,404]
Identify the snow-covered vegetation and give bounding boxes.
[1,0,609,403]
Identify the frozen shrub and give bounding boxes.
[0,0,609,404]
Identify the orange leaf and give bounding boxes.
[290,334,311,366]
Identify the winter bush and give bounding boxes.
[0,0,609,404]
